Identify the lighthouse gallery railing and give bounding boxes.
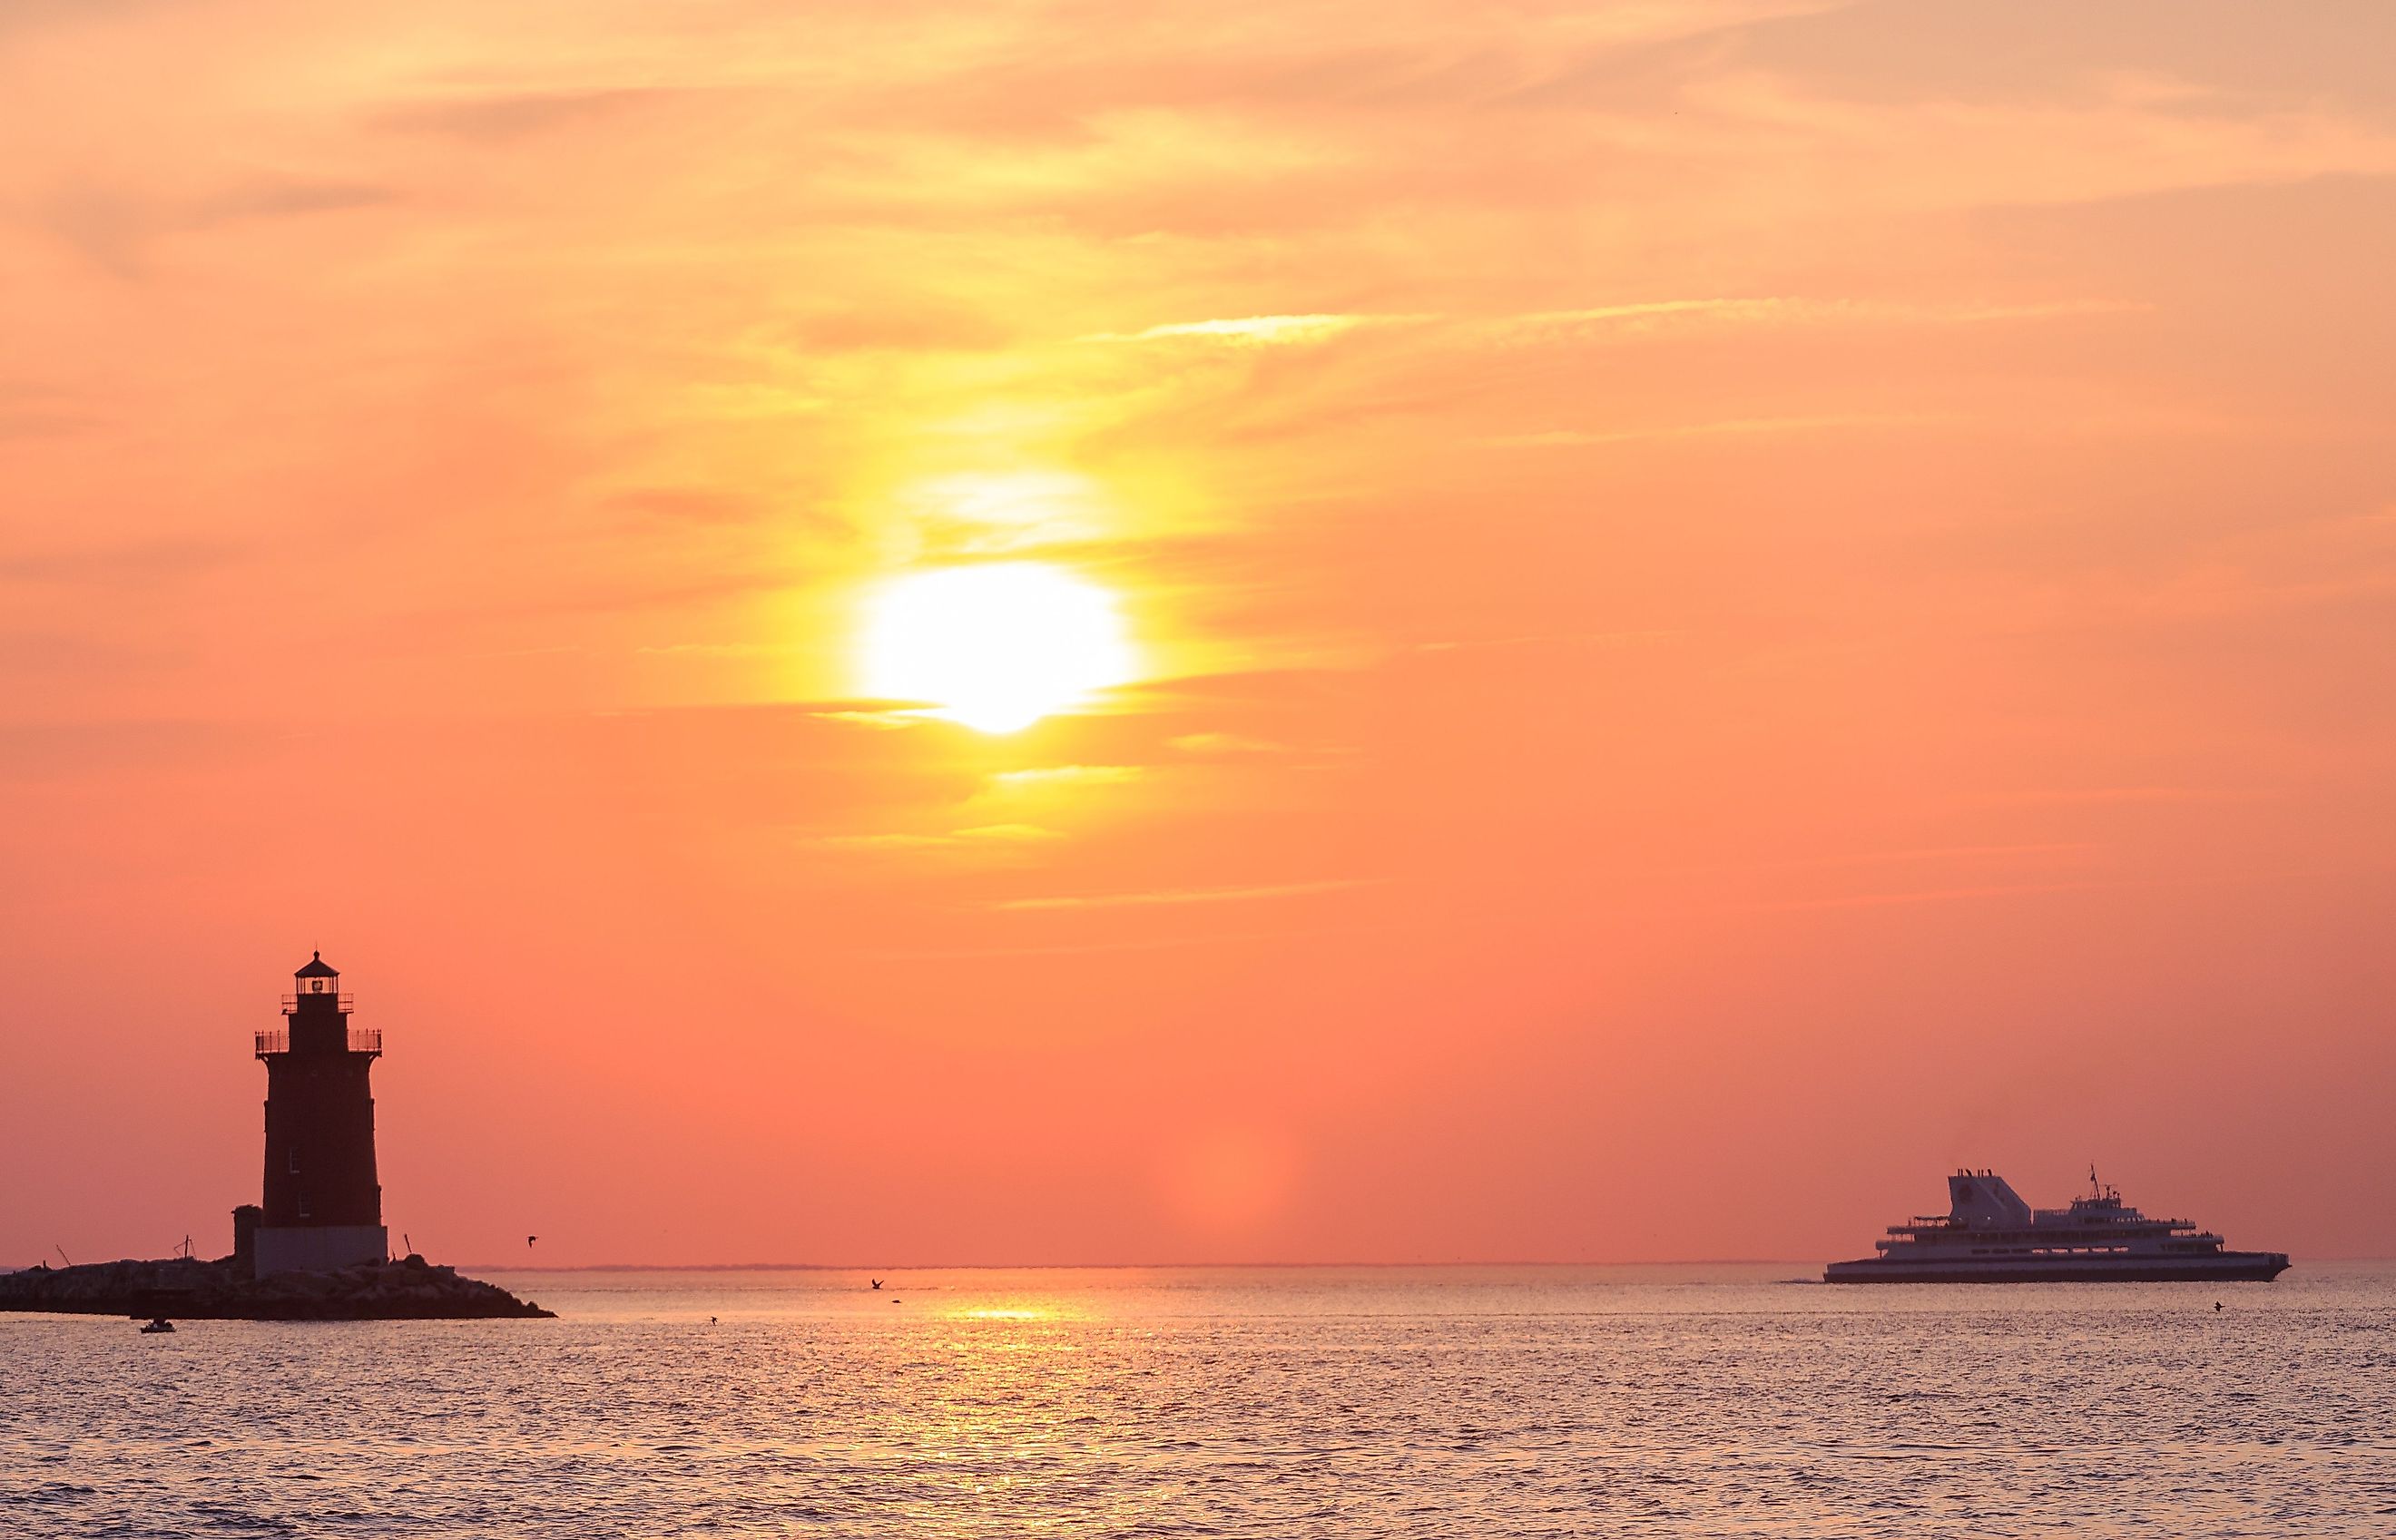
[254,1026,383,1057]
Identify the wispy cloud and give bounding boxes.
[41,174,398,277]
[1973,787,2283,809]
[1507,298,1788,329]
[806,709,932,731]
[633,640,792,657]
[376,88,698,143]
[869,921,1386,961]
[989,878,1366,912]
[1482,414,1944,447]
[1167,732,1285,756]
[804,823,1063,851]
[987,765,1145,790]
[1079,313,1416,345]
[1813,842,2104,868]
[1476,411,1945,447]
[1733,879,2108,914]
[0,535,249,584]
[1487,296,2144,343]
[601,487,761,525]
[1413,631,1684,652]
[1080,294,2142,357]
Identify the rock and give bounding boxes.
[0,1255,555,1320]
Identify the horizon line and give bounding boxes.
[444,1253,2391,1273]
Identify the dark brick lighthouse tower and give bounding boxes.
[250,952,389,1277]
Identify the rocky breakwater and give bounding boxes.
[0,1253,554,1320]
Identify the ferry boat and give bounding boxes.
[1824,1169,2290,1283]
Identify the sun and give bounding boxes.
[859,563,1135,733]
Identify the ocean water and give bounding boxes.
[3,1262,2391,1538]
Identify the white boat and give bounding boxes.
[1824,1169,2290,1283]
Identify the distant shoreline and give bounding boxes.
[15,1256,2386,1277]
[457,1256,2391,1273]
[457,1258,1821,1273]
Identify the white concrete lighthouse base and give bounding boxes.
[254,1225,389,1278]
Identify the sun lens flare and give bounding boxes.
[860,564,1135,733]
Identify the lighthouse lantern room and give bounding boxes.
[251,952,389,1278]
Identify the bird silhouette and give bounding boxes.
[526,1235,538,1250]
[870,1278,883,1290]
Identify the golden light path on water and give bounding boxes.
[859,564,1138,733]
[15,1265,2394,1535]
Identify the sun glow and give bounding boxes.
[860,564,1136,733]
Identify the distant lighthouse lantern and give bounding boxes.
[296,950,339,994]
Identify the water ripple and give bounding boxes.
[3,1261,2391,1537]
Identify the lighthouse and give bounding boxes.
[250,952,389,1277]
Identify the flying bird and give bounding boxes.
[526,1235,539,1250]
[870,1278,883,1290]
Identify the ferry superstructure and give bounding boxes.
[1823,1170,2289,1284]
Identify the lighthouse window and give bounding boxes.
[289,1149,300,1174]
[297,1192,311,1219]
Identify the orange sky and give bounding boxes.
[5,0,2393,1267]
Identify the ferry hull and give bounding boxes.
[1823,1251,2290,1284]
